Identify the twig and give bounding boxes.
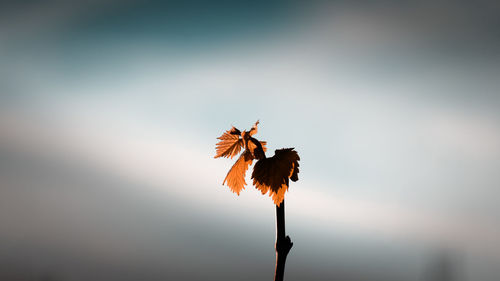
[274,198,293,281]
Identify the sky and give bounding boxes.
[1,1,500,280]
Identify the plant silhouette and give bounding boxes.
[214,121,300,281]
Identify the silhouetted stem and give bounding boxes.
[274,199,293,281]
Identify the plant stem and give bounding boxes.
[274,198,293,281]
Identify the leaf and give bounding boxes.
[251,148,300,206]
[214,128,243,159]
[248,120,259,136]
[223,150,254,195]
[246,137,267,160]
[271,184,288,206]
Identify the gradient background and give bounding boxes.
[1,1,500,280]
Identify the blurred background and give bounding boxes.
[1,0,500,280]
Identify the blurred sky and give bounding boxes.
[1,1,500,280]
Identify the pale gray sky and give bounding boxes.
[1,1,500,280]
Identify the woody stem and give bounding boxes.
[274,199,292,281]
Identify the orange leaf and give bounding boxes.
[223,150,254,195]
[214,129,243,159]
